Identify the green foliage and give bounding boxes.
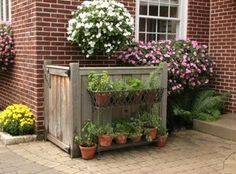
[97,123,114,136]
[145,64,162,89]
[88,71,113,92]
[138,111,160,128]
[171,89,230,124]
[74,120,97,147]
[0,104,35,136]
[127,119,143,137]
[112,80,128,91]
[126,78,144,90]
[158,127,168,136]
[114,122,130,135]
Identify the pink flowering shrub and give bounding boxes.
[0,22,15,70]
[117,40,214,93]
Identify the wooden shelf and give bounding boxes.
[97,139,157,153]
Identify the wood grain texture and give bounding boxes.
[44,62,168,158]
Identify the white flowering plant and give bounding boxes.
[67,0,134,58]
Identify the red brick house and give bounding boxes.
[0,0,235,135]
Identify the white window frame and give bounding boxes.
[0,0,11,22]
[135,0,188,42]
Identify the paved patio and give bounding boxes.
[0,130,236,174]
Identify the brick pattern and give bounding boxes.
[1,130,236,174]
[209,0,236,112]
[187,0,210,45]
[0,0,235,134]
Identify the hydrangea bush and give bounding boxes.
[0,22,15,70]
[118,40,214,93]
[0,104,35,135]
[67,0,134,58]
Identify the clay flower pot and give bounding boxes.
[115,134,127,144]
[98,134,113,147]
[147,127,158,140]
[158,135,168,147]
[79,144,97,160]
[95,92,112,107]
[131,135,142,143]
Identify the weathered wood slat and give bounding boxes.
[44,60,168,158]
[79,67,156,75]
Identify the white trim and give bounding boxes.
[135,0,188,42]
[8,0,11,22]
[0,0,11,22]
[135,0,140,42]
[178,0,188,40]
[2,0,6,21]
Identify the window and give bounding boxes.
[0,0,11,22]
[135,0,188,42]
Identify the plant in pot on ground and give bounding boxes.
[97,123,114,147]
[114,122,129,145]
[157,127,168,147]
[128,118,143,143]
[88,71,113,107]
[139,111,160,142]
[74,120,97,160]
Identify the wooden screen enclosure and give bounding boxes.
[43,60,168,157]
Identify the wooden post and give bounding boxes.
[43,60,52,140]
[160,63,168,129]
[68,63,81,158]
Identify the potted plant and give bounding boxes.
[128,122,143,143]
[88,71,113,107]
[114,123,129,145]
[126,78,144,104]
[143,66,162,103]
[157,127,168,147]
[139,112,160,142]
[97,124,114,147]
[74,120,97,160]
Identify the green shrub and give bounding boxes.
[0,104,34,136]
[170,89,230,127]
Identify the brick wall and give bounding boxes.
[1,0,235,135]
[0,0,135,135]
[187,0,210,45]
[0,0,39,128]
[209,0,236,112]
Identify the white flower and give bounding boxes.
[84,23,93,29]
[68,0,134,57]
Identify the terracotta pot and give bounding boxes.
[98,134,113,147]
[115,134,127,144]
[158,135,168,147]
[131,135,142,143]
[147,127,158,140]
[79,144,97,160]
[95,92,111,107]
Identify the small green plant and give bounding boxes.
[158,127,168,136]
[74,120,97,147]
[112,80,128,91]
[128,120,143,138]
[171,89,230,123]
[88,71,113,92]
[126,78,144,90]
[97,124,114,136]
[114,123,129,135]
[145,64,162,89]
[138,111,160,128]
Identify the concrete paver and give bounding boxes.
[0,130,236,174]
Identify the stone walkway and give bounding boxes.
[1,130,236,174]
